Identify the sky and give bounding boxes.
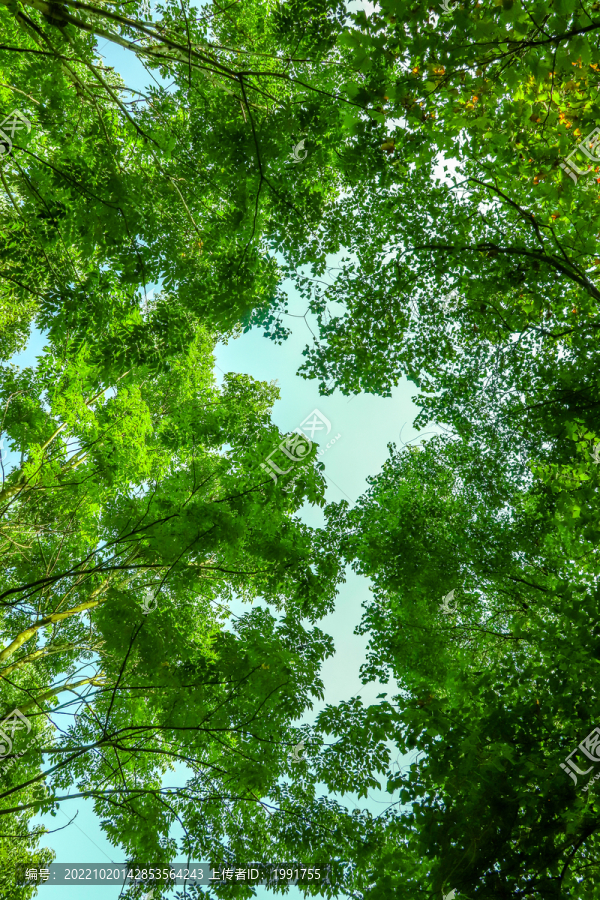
[14,9,432,896]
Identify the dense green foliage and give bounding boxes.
[288,1,600,898]
[0,0,356,891]
[0,329,349,892]
[3,0,600,897]
[0,0,354,366]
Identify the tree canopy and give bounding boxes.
[4,0,600,897]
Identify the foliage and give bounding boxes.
[263,5,600,897]
[0,327,349,894]
[0,0,356,367]
[312,427,600,898]
[0,0,362,883]
[6,0,600,895]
